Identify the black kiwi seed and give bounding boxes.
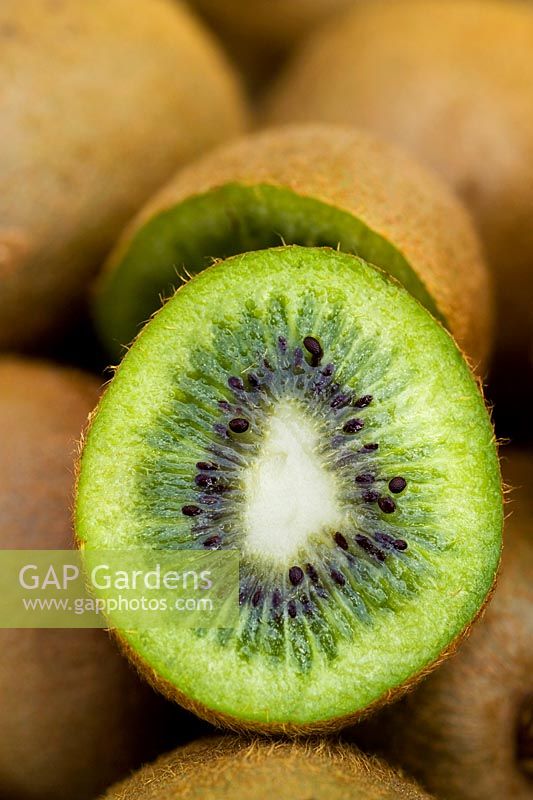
[228,376,244,391]
[356,473,375,484]
[229,418,249,433]
[272,589,282,608]
[363,490,380,503]
[289,566,304,586]
[389,476,407,494]
[303,335,323,366]
[363,443,379,451]
[334,532,349,550]
[182,504,202,516]
[343,418,364,434]
[378,496,397,514]
[196,461,218,471]
[330,394,351,409]
[287,600,298,619]
[203,535,221,549]
[252,588,263,607]
[305,563,319,583]
[330,568,346,586]
[393,538,408,551]
[354,394,373,408]
[195,473,217,489]
[355,534,386,562]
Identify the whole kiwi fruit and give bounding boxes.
[93,124,492,369]
[189,0,355,90]
[0,358,170,800]
[76,245,503,734]
[102,735,435,799]
[264,0,533,373]
[0,0,246,350]
[349,450,533,800]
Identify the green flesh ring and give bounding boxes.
[95,183,444,358]
[77,246,502,730]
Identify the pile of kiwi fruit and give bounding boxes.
[0,0,531,798]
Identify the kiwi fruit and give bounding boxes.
[0,358,171,800]
[0,0,246,350]
[348,450,533,800]
[264,0,533,373]
[76,245,502,733]
[93,124,492,369]
[189,0,355,91]
[102,735,435,799]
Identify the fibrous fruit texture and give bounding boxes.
[265,0,533,369]
[350,451,533,800]
[77,246,502,733]
[94,125,491,369]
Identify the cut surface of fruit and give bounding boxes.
[77,246,502,732]
[264,0,533,365]
[102,735,435,800]
[94,126,491,369]
[350,451,533,800]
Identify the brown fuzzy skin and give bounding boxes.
[101,124,492,370]
[0,0,247,350]
[101,736,435,799]
[265,0,533,367]
[0,359,172,800]
[348,450,533,800]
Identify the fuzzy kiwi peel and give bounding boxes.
[0,0,246,350]
[101,736,435,800]
[94,124,492,370]
[264,0,533,368]
[349,451,533,800]
[0,359,172,800]
[77,246,502,734]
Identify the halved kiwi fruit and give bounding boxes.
[76,246,502,734]
[264,0,533,371]
[0,359,170,800]
[102,735,435,799]
[93,125,492,370]
[349,450,532,800]
[0,0,246,349]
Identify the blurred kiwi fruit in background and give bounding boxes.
[348,449,533,800]
[0,0,247,352]
[0,359,192,800]
[264,0,533,439]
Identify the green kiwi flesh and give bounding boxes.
[348,451,533,800]
[76,246,502,732]
[94,184,443,360]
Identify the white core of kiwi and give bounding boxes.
[243,399,342,565]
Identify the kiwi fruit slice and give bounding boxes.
[76,246,502,733]
[349,450,533,800]
[102,735,435,799]
[94,124,491,368]
[0,0,246,350]
[0,358,171,800]
[264,0,533,372]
